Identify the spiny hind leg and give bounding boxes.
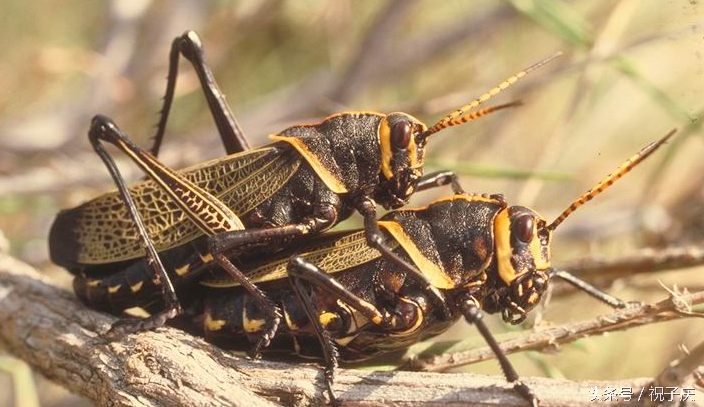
[88,116,183,338]
[151,30,249,156]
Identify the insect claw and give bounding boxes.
[512,380,540,407]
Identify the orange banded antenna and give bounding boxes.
[421,52,563,139]
[431,101,524,132]
[547,129,676,231]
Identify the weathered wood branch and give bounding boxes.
[0,252,674,406]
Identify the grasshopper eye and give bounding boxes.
[391,121,412,149]
[512,215,534,243]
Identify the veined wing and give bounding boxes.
[200,230,390,287]
[51,146,301,265]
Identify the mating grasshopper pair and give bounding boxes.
[49,31,671,406]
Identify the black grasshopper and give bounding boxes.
[173,131,673,406]
[49,30,558,354]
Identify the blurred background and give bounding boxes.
[1,0,703,406]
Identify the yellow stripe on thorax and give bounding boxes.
[269,135,348,193]
[377,221,456,289]
[379,117,393,180]
[494,208,516,284]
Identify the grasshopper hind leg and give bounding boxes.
[151,30,249,157]
[88,116,183,338]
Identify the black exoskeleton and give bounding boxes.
[70,131,673,406]
[49,31,558,352]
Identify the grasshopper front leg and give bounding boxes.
[415,170,467,194]
[549,269,629,308]
[460,297,539,407]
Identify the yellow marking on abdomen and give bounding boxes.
[243,317,265,333]
[319,311,339,328]
[175,264,190,276]
[108,285,121,294]
[130,281,144,293]
[199,253,214,264]
[334,335,358,347]
[205,313,226,331]
[283,306,299,331]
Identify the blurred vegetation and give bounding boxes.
[1,0,703,405]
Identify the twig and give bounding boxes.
[0,252,663,407]
[559,245,704,288]
[404,289,704,373]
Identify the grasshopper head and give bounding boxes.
[493,205,552,324]
[376,112,428,208]
[488,130,673,324]
[375,54,565,209]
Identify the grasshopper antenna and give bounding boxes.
[547,129,677,231]
[420,52,562,140]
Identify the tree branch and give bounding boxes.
[562,245,704,282]
[544,245,704,298]
[0,252,669,407]
[404,289,704,373]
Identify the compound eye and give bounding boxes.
[512,215,534,243]
[391,121,412,149]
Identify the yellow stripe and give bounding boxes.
[130,281,143,293]
[175,264,190,276]
[494,208,517,284]
[389,297,424,337]
[269,135,348,193]
[108,285,121,294]
[377,221,456,289]
[378,117,393,180]
[205,313,226,331]
[529,226,552,271]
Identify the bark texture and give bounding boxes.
[0,253,678,407]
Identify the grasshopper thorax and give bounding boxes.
[376,112,428,208]
[493,205,552,324]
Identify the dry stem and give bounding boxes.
[404,289,704,373]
